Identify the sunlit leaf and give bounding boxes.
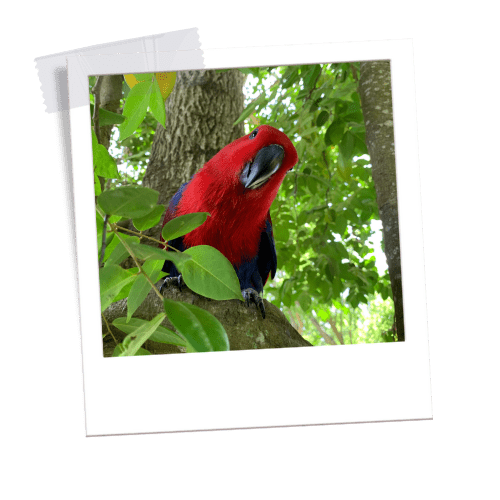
[104,235,140,267]
[119,80,152,140]
[133,205,165,231]
[118,313,167,356]
[113,317,186,347]
[91,129,120,179]
[126,260,165,322]
[98,186,158,218]
[149,77,166,127]
[127,241,191,267]
[99,265,137,311]
[180,245,243,301]
[163,299,230,352]
[161,212,210,242]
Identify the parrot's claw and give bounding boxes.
[242,288,266,319]
[159,275,184,294]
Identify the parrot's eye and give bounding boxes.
[249,128,259,139]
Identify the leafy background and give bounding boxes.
[2,0,498,499]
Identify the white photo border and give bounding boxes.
[67,39,432,436]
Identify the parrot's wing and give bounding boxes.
[257,212,277,286]
[160,182,189,275]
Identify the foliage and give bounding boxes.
[89,75,160,186]
[285,293,396,346]
[95,185,237,355]
[90,63,396,354]
[233,64,394,343]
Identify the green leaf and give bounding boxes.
[98,108,125,127]
[119,80,152,140]
[133,204,165,231]
[338,154,353,180]
[344,111,364,125]
[113,317,186,347]
[317,309,330,321]
[339,131,355,161]
[274,225,289,243]
[112,344,125,357]
[233,93,267,126]
[91,129,120,179]
[181,245,244,301]
[316,110,329,128]
[118,313,166,356]
[133,73,154,82]
[104,235,140,267]
[282,67,300,89]
[149,77,166,128]
[94,172,102,195]
[332,300,350,315]
[331,277,343,298]
[351,130,368,156]
[163,299,230,352]
[298,292,311,311]
[98,186,159,218]
[99,265,137,311]
[306,176,319,195]
[335,214,347,236]
[101,233,119,262]
[127,241,191,266]
[237,67,261,76]
[112,269,141,303]
[334,241,350,260]
[134,348,152,355]
[161,212,210,242]
[325,121,344,147]
[303,64,321,89]
[126,260,164,322]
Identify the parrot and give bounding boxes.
[159,124,298,319]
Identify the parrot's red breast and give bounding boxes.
[172,125,298,265]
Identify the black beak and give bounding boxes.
[240,144,284,189]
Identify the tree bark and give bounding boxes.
[120,69,247,255]
[143,69,246,207]
[102,284,311,356]
[93,75,123,150]
[358,60,405,341]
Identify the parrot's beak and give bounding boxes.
[239,144,284,189]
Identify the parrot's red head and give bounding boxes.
[177,125,298,264]
[209,124,298,191]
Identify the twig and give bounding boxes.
[112,224,165,246]
[310,316,336,345]
[112,229,164,301]
[101,312,119,345]
[99,214,109,267]
[327,319,345,345]
[91,76,103,143]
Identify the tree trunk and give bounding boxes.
[93,75,123,150]
[143,69,247,208]
[358,60,405,341]
[102,286,311,356]
[122,69,246,251]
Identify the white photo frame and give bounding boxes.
[67,39,432,436]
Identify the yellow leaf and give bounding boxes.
[154,72,176,101]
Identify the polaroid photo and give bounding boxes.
[67,39,432,436]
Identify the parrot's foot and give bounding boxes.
[242,288,266,319]
[159,275,184,294]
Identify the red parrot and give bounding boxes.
[160,125,298,318]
